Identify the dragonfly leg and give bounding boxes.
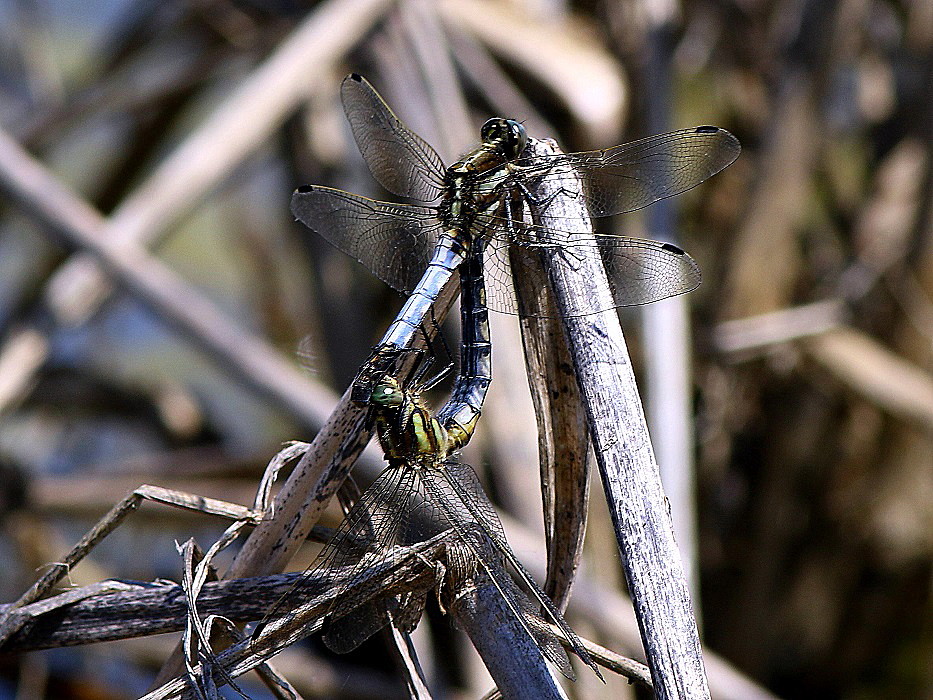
[351,345,425,402]
[411,310,454,392]
[520,179,574,213]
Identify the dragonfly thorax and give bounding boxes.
[372,378,451,464]
[438,119,527,240]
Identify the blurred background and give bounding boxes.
[0,0,930,698]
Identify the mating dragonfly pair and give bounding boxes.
[278,74,740,679]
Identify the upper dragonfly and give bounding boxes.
[292,74,740,394]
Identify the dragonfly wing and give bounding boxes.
[476,234,519,316]
[516,126,740,217]
[479,220,568,318]
[324,466,457,652]
[322,466,418,610]
[341,74,447,203]
[255,466,417,653]
[509,582,577,680]
[324,589,430,653]
[440,461,603,680]
[439,461,509,540]
[394,587,430,634]
[323,599,391,654]
[598,234,702,307]
[475,542,577,680]
[325,583,428,652]
[421,464,579,679]
[291,186,440,294]
[477,210,702,315]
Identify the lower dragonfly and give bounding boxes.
[262,366,601,681]
[292,74,740,400]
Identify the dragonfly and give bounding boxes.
[292,74,740,400]
[265,369,601,681]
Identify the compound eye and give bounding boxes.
[371,383,403,406]
[506,120,527,157]
[480,118,504,143]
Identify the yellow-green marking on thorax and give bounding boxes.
[370,377,450,464]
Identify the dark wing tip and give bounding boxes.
[660,242,686,255]
[693,125,742,169]
[295,184,313,194]
[250,620,266,641]
[347,73,363,83]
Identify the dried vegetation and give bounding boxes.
[0,0,930,698]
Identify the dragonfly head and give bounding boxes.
[370,376,405,408]
[480,118,527,159]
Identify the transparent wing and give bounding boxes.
[315,468,434,653]
[478,222,702,316]
[440,461,602,679]
[598,235,701,306]
[322,599,389,654]
[468,532,577,680]
[421,463,597,679]
[321,465,458,653]
[318,467,418,652]
[254,466,422,654]
[454,127,732,315]
[341,74,447,203]
[511,126,741,217]
[291,185,441,294]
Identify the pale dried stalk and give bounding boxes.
[524,137,709,699]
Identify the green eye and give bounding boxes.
[371,382,402,406]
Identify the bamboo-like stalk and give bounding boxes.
[1,503,777,698]
[513,249,591,612]
[524,137,709,699]
[454,581,569,699]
